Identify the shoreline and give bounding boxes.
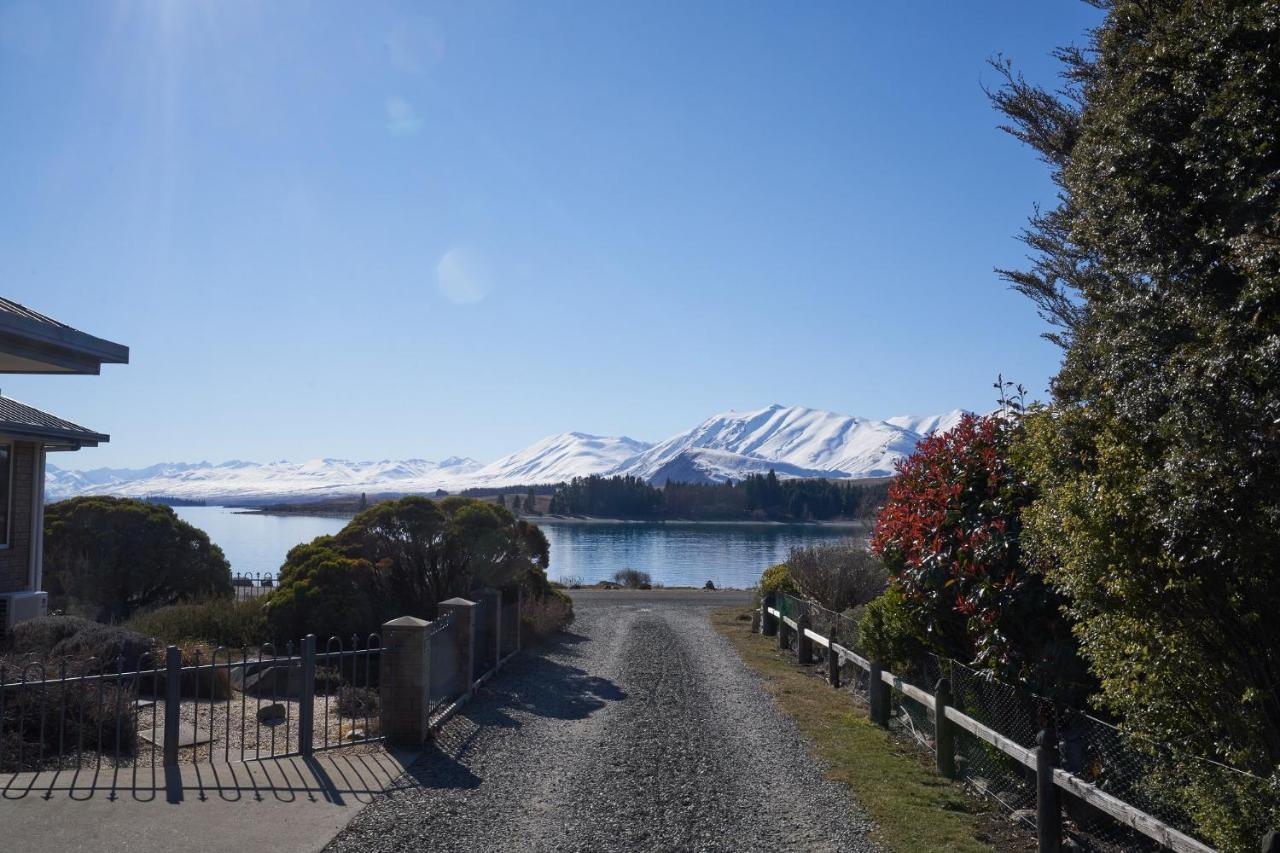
[523,515,868,529]
[234,506,867,529]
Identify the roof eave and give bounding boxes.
[0,423,109,447]
[0,313,129,374]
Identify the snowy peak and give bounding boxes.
[471,432,653,487]
[44,405,968,501]
[617,404,921,483]
[885,409,967,437]
[43,457,483,503]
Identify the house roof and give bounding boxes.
[0,297,129,374]
[0,395,108,448]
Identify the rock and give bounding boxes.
[1009,808,1037,827]
[257,703,287,725]
[238,663,306,698]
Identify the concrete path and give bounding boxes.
[0,747,417,853]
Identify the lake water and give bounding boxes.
[174,506,861,589]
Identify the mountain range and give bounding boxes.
[44,404,967,504]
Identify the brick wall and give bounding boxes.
[0,441,36,594]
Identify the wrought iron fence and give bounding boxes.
[231,572,277,602]
[3,584,526,777]
[0,633,382,774]
[768,592,1279,852]
[427,612,461,721]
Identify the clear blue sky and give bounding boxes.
[0,1,1104,469]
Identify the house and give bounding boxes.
[0,297,127,628]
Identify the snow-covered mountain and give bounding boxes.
[617,404,923,484]
[468,433,652,486]
[45,457,482,503]
[45,404,969,502]
[885,409,967,437]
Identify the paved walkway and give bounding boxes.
[0,747,417,853]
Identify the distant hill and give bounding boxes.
[45,403,969,503]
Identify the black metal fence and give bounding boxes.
[768,593,1278,853]
[3,585,527,776]
[231,572,277,602]
[0,634,382,774]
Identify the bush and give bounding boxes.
[335,686,379,719]
[3,616,153,672]
[264,538,381,642]
[858,585,928,673]
[993,4,1280,845]
[126,598,268,648]
[43,497,231,621]
[265,497,554,638]
[785,542,887,612]
[758,564,798,601]
[612,568,651,589]
[0,681,137,773]
[521,587,574,639]
[872,411,1086,698]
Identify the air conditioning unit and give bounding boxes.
[0,591,48,630]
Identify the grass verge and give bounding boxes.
[711,606,1025,853]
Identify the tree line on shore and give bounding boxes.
[545,472,888,522]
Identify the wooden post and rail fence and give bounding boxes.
[759,592,1253,853]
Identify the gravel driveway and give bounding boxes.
[326,590,881,853]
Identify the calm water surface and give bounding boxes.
[174,507,862,588]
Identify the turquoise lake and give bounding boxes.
[174,506,861,589]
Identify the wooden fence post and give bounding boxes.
[796,613,813,665]
[935,677,956,778]
[761,593,778,637]
[1036,724,1062,853]
[869,661,889,727]
[827,631,841,688]
[777,612,791,651]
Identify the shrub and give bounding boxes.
[858,585,927,673]
[43,497,231,621]
[0,681,137,773]
[993,3,1280,845]
[126,598,267,648]
[871,411,1086,698]
[264,539,381,642]
[521,587,574,639]
[3,616,153,672]
[335,686,379,719]
[265,497,554,638]
[785,542,887,612]
[758,563,798,600]
[612,568,652,589]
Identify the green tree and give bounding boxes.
[264,496,552,638]
[43,497,231,621]
[996,3,1280,845]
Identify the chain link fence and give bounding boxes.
[770,593,1278,852]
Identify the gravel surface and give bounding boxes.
[327,592,881,853]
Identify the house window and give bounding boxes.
[0,443,10,546]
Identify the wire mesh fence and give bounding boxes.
[768,592,1278,852]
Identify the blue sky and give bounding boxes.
[0,1,1103,469]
